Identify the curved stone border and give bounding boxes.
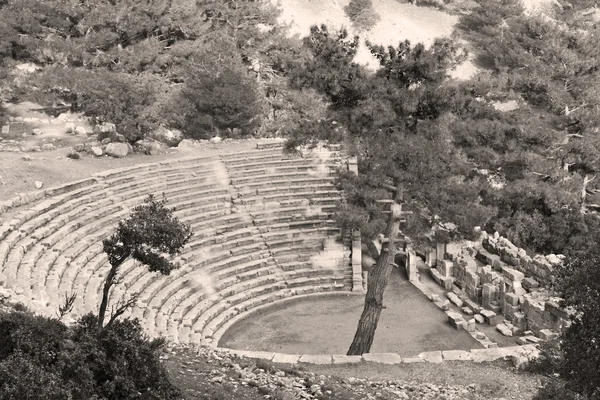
[219,344,540,365]
[209,291,363,346]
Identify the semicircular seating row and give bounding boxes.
[0,147,353,344]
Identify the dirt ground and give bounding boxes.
[220,268,483,356]
[0,139,266,221]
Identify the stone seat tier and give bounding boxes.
[152,263,282,337]
[234,176,335,191]
[199,276,345,341]
[230,171,335,186]
[137,242,270,309]
[168,255,275,329]
[141,241,269,312]
[185,227,257,252]
[205,283,345,344]
[226,157,342,174]
[258,219,337,233]
[242,183,337,197]
[230,163,339,179]
[235,189,340,206]
[17,182,230,309]
[221,148,341,163]
[220,150,314,165]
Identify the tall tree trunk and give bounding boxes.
[97,264,119,330]
[347,201,404,356]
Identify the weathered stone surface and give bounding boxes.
[75,126,87,135]
[149,126,183,146]
[446,291,463,307]
[105,142,129,158]
[502,267,524,282]
[299,355,332,365]
[402,357,424,363]
[442,350,471,361]
[539,329,559,341]
[362,353,402,364]
[332,355,362,364]
[466,319,476,332]
[271,353,300,364]
[447,311,465,330]
[418,351,443,363]
[496,323,513,337]
[90,146,103,157]
[474,314,485,324]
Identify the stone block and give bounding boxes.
[442,350,471,361]
[505,293,519,307]
[504,304,520,320]
[524,335,542,344]
[461,307,474,316]
[418,351,443,363]
[474,314,485,324]
[447,311,466,330]
[496,324,513,337]
[437,259,454,277]
[545,301,570,320]
[539,329,559,341]
[517,337,528,345]
[522,277,539,290]
[443,277,454,291]
[332,355,362,364]
[272,354,300,364]
[502,267,524,282]
[362,353,402,364]
[481,283,497,307]
[481,309,503,326]
[466,319,476,332]
[402,357,424,363]
[446,292,463,307]
[299,355,332,364]
[464,298,481,313]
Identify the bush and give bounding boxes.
[0,311,181,400]
[173,62,263,139]
[344,0,380,31]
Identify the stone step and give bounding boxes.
[231,171,334,186]
[235,177,335,191]
[227,158,341,173]
[238,190,340,206]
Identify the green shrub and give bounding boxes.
[0,311,181,400]
[344,0,380,31]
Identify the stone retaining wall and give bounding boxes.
[220,344,539,366]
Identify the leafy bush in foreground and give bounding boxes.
[0,311,181,400]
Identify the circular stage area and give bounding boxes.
[219,268,483,357]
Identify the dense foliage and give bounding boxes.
[284,0,600,254]
[0,0,308,140]
[0,311,181,400]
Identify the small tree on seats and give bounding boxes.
[98,194,192,331]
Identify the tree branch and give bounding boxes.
[104,293,140,330]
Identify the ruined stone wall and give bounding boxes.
[429,233,570,342]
